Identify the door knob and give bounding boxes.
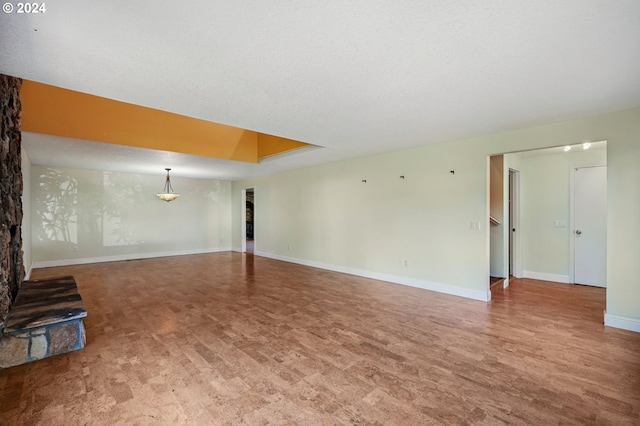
[576,230,582,235]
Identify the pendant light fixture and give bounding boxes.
[156,168,180,202]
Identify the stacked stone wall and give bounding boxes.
[0,74,24,325]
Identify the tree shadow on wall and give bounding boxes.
[34,169,146,250]
[101,172,146,246]
[33,169,79,246]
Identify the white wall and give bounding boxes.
[519,148,606,282]
[21,147,32,278]
[31,166,232,266]
[232,107,640,331]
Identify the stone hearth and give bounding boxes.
[0,276,87,368]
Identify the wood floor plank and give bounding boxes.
[1,253,639,425]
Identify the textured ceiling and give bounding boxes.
[2,1,640,180]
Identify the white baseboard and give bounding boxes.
[32,247,232,269]
[604,313,640,333]
[31,248,491,302]
[256,251,491,302]
[522,271,571,284]
[24,263,33,280]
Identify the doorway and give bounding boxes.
[488,157,520,293]
[246,189,254,253]
[241,188,255,254]
[508,168,520,279]
[489,142,606,287]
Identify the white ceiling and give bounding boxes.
[2,1,640,180]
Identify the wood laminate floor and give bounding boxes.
[1,253,639,425]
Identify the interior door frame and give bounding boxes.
[487,157,521,292]
[241,189,248,253]
[507,168,522,281]
[569,164,606,284]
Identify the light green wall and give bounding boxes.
[31,166,232,264]
[236,143,490,298]
[233,108,640,327]
[520,148,606,280]
[607,127,640,321]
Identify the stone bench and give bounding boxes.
[0,276,87,369]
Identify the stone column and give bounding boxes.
[0,74,24,325]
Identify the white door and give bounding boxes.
[574,166,607,287]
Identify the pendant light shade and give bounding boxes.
[156,168,180,202]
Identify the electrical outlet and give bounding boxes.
[403,260,409,268]
[73,245,79,252]
[470,221,481,231]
